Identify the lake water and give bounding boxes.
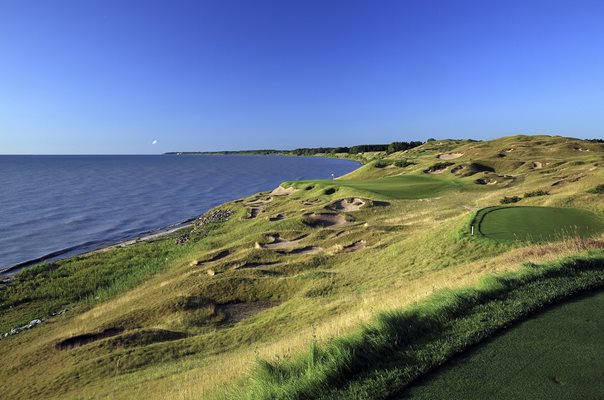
[0,155,359,272]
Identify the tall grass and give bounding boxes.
[235,252,604,399]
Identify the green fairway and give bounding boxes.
[402,290,604,400]
[476,206,604,242]
[288,175,462,199]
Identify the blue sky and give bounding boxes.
[1,0,603,154]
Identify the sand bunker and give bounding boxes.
[269,213,285,221]
[277,246,323,255]
[245,196,273,206]
[271,186,296,196]
[531,161,543,169]
[474,178,497,185]
[218,301,280,326]
[428,167,448,174]
[258,233,308,250]
[56,327,124,350]
[304,213,352,228]
[328,198,366,212]
[191,249,230,266]
[247,207,261,218]
[342,240,366,252]
[438,152,464,160]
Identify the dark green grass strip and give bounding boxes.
[401,290,604,400]
[235,252,604,400]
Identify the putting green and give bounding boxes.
[289,175,461,200]
[475,206,604,242]
[401,290,604,400]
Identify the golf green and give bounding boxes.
[401,290,604,400]
[290,175,461,199]
[476,206,604,242]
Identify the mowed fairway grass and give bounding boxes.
[476,206,604,242]
[289,174,462,199]
[401,290,604,400]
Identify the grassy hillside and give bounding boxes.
[0,134,602,399]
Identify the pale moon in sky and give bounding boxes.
[152,140,157,145]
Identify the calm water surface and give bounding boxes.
[0,155,359,271]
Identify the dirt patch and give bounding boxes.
[217,301,280,325]
[328,198,366,212]
[56,327,124,350]
[438,152,464,160]
[304,213,352,228]
[259,233,308,250]
[531,161,543,170]
[271,186,296,196]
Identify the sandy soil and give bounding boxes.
[329,198,366,212]
[438,152,464,160]
[271,186,297,196]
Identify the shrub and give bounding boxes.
[374,160,392,168]
[524,189,550,198]
[588,184,604,194]
[500,196,522,204]
[394,159,414,168]
[424,162,454,173]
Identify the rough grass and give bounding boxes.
[0,134,602,399]
[235,253,604,399]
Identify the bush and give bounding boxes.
[374,160,392,168]
[500,196,522,204]
[524,189,549,198]
[588,184,604,194]
[424,162,454,173]
[394,159,414,168]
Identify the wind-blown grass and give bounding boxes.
[235,252,604,400]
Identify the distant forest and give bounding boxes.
[165,140,425,156]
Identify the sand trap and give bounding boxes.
[304,213,352,228]
[269,213,285,221]
[245,197,273,206]
[342,240,366,252]
[271,186,297,196]
[328,198,366,212]
[451,165,465,175]
[258,233,308,250]
[504,148,515,153]
[56,328,124,350]
[218,301,281,326]
[247,207,261,218]
[531,162,543,169]
[428,167,448,174]
[277,246,323,255]
[191,249,230,266]
[474,178,497,185]
[438,152,464,160]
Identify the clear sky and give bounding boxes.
[1,0,603,154]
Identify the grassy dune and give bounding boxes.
[0,134,602,399]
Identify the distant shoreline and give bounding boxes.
[0,154,363,277]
